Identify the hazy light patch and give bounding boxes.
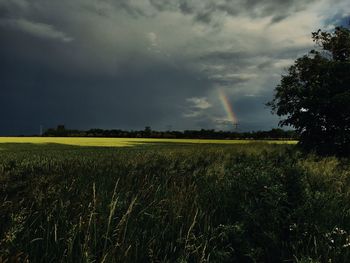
[183,97,212,119]
[183,111,202,118]
[244,94,262,97]
[147,32,158,47]
[1,18,73,42]
[273,59,294,69]
[186,97,212,109]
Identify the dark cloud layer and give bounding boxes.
[0,0,348,135]
[1,22,212,134]
[148,0,317,24]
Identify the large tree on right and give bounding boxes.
[268,26,350,155]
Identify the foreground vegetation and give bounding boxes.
[1,141,350,262]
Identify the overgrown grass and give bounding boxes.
[1,142,349,262]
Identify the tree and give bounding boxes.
[144,126,152,137]
[268,26,350,155]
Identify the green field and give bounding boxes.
[1,139,349,262]
[0,137,298,147]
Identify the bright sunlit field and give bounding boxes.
[0,137,297,147]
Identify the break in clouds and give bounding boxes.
[0,0,349,134]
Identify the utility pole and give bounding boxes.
[40,125,43,136]
[233,122,239,131]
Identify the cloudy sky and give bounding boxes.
[1,0,349,135]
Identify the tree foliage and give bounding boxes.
[268,26,350,155]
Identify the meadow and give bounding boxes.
[1,138,350,262]
[0,137,297,147]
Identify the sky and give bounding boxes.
[1,0,349,135]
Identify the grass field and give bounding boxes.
[1,139,349,262]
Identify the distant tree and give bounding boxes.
[57,125,65,131]
[268,26,350,155]
[144,126,152,137]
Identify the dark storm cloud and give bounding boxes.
[200,51,248,61]
[0,19,213,134]
[1,0,347,134]
[194,10,213,24]
[148,0,317,24]
[324,13,350,27]
[0,0,26,18]
[233,93,281,131]
[0,60,213,134]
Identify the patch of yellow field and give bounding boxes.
[0,137,297,147]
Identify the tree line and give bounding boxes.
[43,125,296,140]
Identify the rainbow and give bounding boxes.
[218,89,238,124]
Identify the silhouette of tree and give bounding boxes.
[144,126,152,137]
[268,26,350,155]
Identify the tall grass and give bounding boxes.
[0,143,349,262]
